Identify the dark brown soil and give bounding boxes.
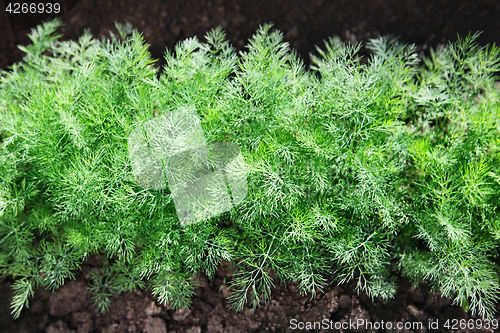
[1,0,500,71]
[1,256,499,333]
[1,1,500,332]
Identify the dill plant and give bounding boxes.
[1,19,499,319]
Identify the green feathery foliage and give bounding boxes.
[1,19,499,319]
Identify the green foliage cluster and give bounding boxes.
[1,19,500,319]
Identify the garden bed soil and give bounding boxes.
[1,257,499,333]
[1,0,500,71]
[1,0,500,332]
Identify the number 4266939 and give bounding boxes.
[5,2,61,14]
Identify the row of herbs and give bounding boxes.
[1,19,499,318]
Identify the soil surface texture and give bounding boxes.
[1,0,500,332]
[1,0,500,70]
[1,257,500,333]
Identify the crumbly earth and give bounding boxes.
[1,256,499,333]
[1,0,500,71]
[1,0,500,332]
